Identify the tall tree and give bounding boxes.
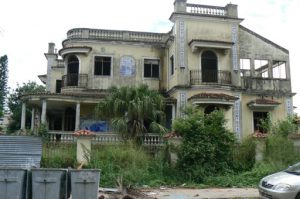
[0,55,8,117]
[7,81,45,133]
[96,84,166,142]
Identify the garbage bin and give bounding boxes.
[31,168,67,199]
[69,169,100,199]
[0,168,27,199]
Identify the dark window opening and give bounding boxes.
[253,112,269,133]
[170,56,174,75]
[144,59,159,78]
[165,105,173,129]
[94,56,111,76]
[204,105,219,115]
[64,107,75,131]
[201,51,218,82]
[56,80,62,93]
[67,56,79,86]
[67,56,79,74]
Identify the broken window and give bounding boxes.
[240,59,251,77]
[170,55,174,76]
[144,59,159,78]
[254,59,269,78]
[94,56,111,76]
[272,61,286,79]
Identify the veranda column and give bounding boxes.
[75,101,81,131]
[20,102,26,130]
[31,107,35,131]
[41,99,47,124]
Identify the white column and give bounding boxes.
[20,102,26,130]
[31,107,35,131]
[41,100,47,124]
[75,102,81,131]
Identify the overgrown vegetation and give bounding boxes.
[41,110,300,188]
[173,107,236,183]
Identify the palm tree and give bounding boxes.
[96,84,166,142]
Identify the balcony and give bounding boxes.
[62,74,88,88]
[190,70,231,85]
[185,3,238,18]
[65,28,168,45]
[241,77,291,92]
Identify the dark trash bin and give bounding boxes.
[31,168,67,199]
[0,168,27,199]
[69,169,100,199]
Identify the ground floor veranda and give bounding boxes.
[20,90,292,143]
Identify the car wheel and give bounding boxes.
[295,193,300,199]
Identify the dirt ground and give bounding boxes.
[98,187,260,199]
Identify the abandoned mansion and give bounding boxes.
[20,0,294,140]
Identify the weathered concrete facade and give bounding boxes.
[21,0,294,139]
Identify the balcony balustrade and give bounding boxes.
[62,74,88,88]
[190,70,232,85]
[66,28,166,43]
[48,131,164,146]
[241,77,291,92]
[187,4,227,16]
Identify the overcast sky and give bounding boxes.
[0,0,299,113]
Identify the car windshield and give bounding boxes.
[285,162,300,175]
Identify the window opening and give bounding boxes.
[144,59,159,78]
[56,80,62,93]
[253,112,269,133]
[170,56,174,75]
[254,59,269,78]
[94,56,111,76]
[204,105,219,115]
[240,59,251,77]
[201,51,218,82]
[272,61,286,79]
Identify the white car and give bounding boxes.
[259,162,300,199]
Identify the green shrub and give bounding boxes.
[173,108,236,183]
[38,123,49,141]
[265,135,300,167]
[272,116,297,137]
[232,137,256,172]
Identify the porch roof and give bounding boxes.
[247,98,280,110]
[188,92,238,105]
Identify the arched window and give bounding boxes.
[66,55,79,86]
[201,51,218,83]
[67,56,79,74]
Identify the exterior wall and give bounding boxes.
[63,42,165,91]
[167,39,177,90]
[240,94,288,137]
[50,67,64,93]
[239,27,290,82]
[169,89,235,132]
